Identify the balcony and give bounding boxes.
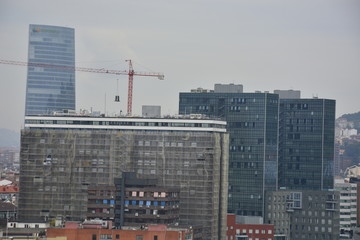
[124,213,179,220]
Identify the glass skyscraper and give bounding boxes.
[278,98,335,190]
[25,24,75,115]
[179,85,279,218]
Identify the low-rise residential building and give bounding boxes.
[7,221,49,229]
[227,214,274,240]
[0,185,19,206]
[0,201,17,220]
[265,190,340,240]
[3,220,48,239]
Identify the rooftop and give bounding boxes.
[24,115,227,133]
[0,185,18,193]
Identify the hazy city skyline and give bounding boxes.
[1,0,360,132]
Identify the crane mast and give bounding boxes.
[0,59,164,115]
[126,59,134,115]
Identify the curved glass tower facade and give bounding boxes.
[25,24,75,115]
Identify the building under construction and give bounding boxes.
[18,115,229,240]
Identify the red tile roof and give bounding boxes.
[0,186,18,193]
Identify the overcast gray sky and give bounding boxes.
[1,0,360,132]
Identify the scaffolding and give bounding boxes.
[19,126,228,240]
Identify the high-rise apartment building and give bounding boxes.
[277,94,336,190]
[19,115,228,240]
[179,85,279,219]
[25,25,75,115]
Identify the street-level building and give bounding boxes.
[227,214,274,240]
[47,224,200,240]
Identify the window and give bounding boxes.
[154,236,158,240]
[92,234,97,240]
[116,235,120,239]
[100,235,112,240]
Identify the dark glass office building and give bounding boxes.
[179,85,279,218]
[278,98,335,190]
[25,24,75,115]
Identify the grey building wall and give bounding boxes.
[214,84,243,93]
[142,105,161,118]
[274,90,301,99]
[265,190,340,240]
[25,25,75,115]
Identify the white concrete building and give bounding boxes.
[7,221,49,229]
[334,179,357,238]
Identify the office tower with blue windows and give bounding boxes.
[179,84,279,219]
[277,91,335,190]
[25,24,75,115]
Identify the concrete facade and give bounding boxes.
[265,190,340,240]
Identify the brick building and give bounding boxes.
[227,214,274,240]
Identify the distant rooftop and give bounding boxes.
[0,185,18,193]
[190,83,243,93]
[273,89,301,99]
